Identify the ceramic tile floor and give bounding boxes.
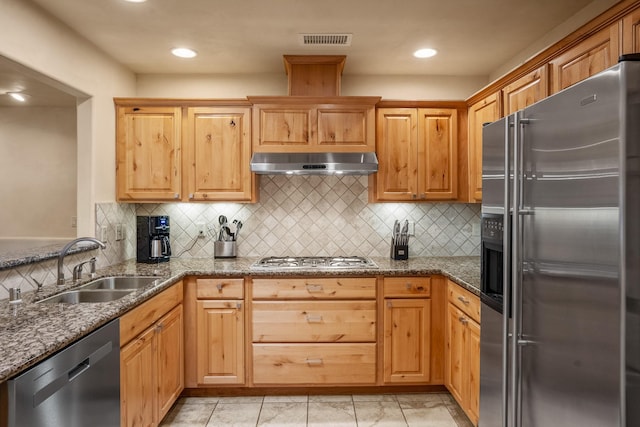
[160,393,475,427]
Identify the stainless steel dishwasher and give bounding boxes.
[2,319,120,427]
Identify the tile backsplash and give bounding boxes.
[135,175,481,258]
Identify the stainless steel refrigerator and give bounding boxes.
[479,55,640,427]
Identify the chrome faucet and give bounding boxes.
[57,237,106,285]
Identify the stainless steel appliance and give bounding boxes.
[479,55,640,427]
[251,256,378,269]
[137,215,171,263]
[250,152,378,175]
[2,319,120,427]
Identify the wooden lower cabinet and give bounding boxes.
[253,343,377,384]
[445,280,481,426]
[196,300,245,384]
[383,298,431,383]
[120,282,184,427]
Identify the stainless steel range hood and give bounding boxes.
[250,152,378,175]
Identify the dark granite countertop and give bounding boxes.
[0,256,479,383]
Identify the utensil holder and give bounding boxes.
[214,241,237,258]
[391,244,408,260]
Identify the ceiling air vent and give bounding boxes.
[298,33,353,46]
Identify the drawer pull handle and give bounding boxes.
[236,302,242,310]
[306,284,324,293]
[459,316,468,325]
[306,358,323,365]
[216,283,223,291]
[457,296,470,305]
[306,315,323,323]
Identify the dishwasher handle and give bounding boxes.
[33,340,114,407]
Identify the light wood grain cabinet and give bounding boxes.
[116,106,182,201]
[115,100,257,203]
[249,96,379,153]
[467,93,501,203]
[622,7,640,54]
[191,278,245,385]
[251,276,377,385]
[445,280,480,426]
[382,276,446,385]
[549,22,620,94]
[373,108,458,201]
[120,282,184,427]
[502,65,549,115]
[185,107,255,201]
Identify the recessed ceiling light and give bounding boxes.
[123,0,147,3]
[7,92,28,102]
[414,48,438,59]
[171,48,197,58]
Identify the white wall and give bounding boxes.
[0,106,76,238]
[136,72,487,100]
[0,0,136,236]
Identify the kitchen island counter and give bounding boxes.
[0,256,478,383]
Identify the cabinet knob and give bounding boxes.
[306,284,324,293]
[216,283,224,291]
[189,193,194,199]
[306,314,323,323]
[236,302,242,310]
[458,316,468,325]
[405,283,412,290]
[457,296,470,305]
[412,194,417,199]
[387,301,392,308]
[174,193,180,199]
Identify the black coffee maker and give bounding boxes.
[137,216,171,263]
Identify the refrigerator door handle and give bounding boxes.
[501,115,512,427]
[510,111,527,427]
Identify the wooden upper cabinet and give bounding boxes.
[249,96,379,153]
[502,65,549,115]
[417,109,458,200]
[373,107,458,202]
[467,93,500,203]
[116,106,182,201]
[550,22,620,94]
[185,107,254,202]
[622,6,640,54]
[374,108,418,201]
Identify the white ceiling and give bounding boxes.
[0,0,619,106]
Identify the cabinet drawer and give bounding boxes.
[253,301,376,342]
[252,277,376,299]
[196,278,244,299]
[383,277,431,297]
[120,281,183,346]
[448,282,480,323]
[252,343,376,384]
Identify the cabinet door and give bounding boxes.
[550,22,620,93]
[121,327,156,427]
[383,298,431,383]
[196,300,245,384]
[374,108,418,201]
[445,304,466,405]
[502,65,549,115]
[116,106,182,201]
[317,106,374,150]
[253,105,314,150]
[417,108,458,200]
[186,107,254,201]
[468,93,500,202]
[622,7,640,54]
[156,304,184,423]
[466,319,481,426]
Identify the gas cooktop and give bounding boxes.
[251,256,378,270]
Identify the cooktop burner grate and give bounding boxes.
[251,256,378,269]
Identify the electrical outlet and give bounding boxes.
[115,224,124,241]
[196,222,206,238]
[408,221,416,236]
[99,225,108,243]
[472,222,481,236]
[71,216,77,228]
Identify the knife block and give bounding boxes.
[391,244,408,260]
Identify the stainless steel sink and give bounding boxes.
[80,276,161,290]
[37,289,134,304]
